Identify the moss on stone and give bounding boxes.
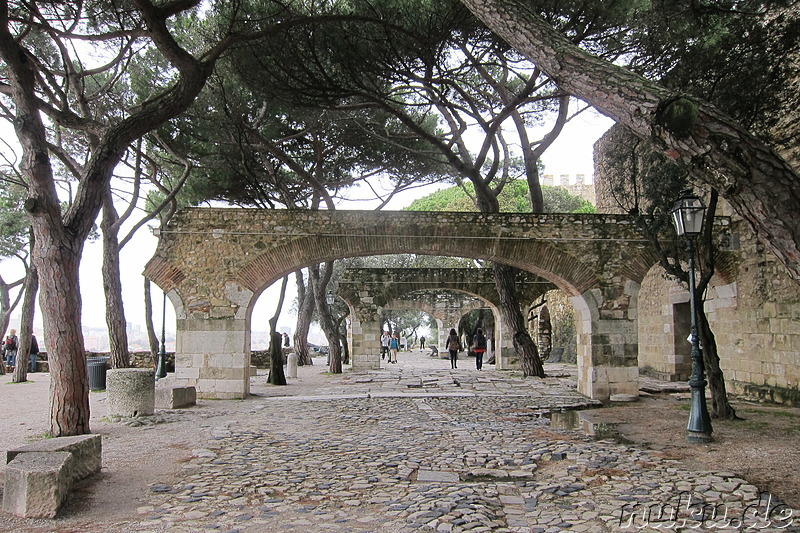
[658,97,698,138]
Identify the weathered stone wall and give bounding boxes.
[594,122,800,405]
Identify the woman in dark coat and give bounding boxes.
[446,328,461,369]
[472,328,487,370]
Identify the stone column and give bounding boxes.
[349,316,382,370]
[171,283,253,400]
[175,316,250,399]
[493,313,519,370]
[572,287,640,401]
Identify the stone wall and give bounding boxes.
[594,122,800,405]
[541,174,596,205]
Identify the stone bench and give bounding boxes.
[3,434,102,518]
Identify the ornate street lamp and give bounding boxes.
[326,290,335,306]
[156,292,167,379]
[671,189,713,443]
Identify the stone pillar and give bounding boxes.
[349,315,382,371]
[287,352,298,378]
[107,368,155,417]
[572,289,640,401]
[175,316,250,399]
[493,313,519,370]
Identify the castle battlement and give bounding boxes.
[542,174,596,205]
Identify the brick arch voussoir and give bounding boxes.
[237,235,600,298]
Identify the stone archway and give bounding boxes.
[337,268,556,370]
[145,208,659,400]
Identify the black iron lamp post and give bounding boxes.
[326,291,335,364]
[671,189,713,443]
[156,292,167,379]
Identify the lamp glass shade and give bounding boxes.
[671,192,706,236]
[326,291,335,305]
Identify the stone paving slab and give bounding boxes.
[115,353,800,532]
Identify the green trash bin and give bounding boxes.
[87,356,109,391]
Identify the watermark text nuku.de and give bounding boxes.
[618,491,795,530]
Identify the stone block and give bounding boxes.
[107,368,155,417]
[6,434,102,484]
[2,452,72,518]
[155,385,196,409]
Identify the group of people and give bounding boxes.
[380,330,401,363]
[2,329,40,373]
[446,328,487,370]
[380,328,488,370]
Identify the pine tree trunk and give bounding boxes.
[310,265,342,374]
[493,263,545,377]
[293,270,314,366]
[36,233,91,436]
[267,330,287,385]
[101,194,130,369]
[459,0,800,281]
[12,261,38,383]
[697,306,737,419]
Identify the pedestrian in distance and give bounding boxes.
[380,331,390,360]
[28,334,40,373]
[447,328,461,369]
[282,332,290,347]
[472,328,487,370]
[3,329,18,368]
[420,335,426,349]
[388,333,400,363]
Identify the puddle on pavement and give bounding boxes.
[548,409,630,443]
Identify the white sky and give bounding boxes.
[3,107,614,344]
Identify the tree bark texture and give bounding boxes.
[267,330,287,386]
[101,193,131,369]
[697,307,736,419]
[12,262,38,383]
[310,264,342,374]
[459,0,800,281]
[39,238,91,436]
[493,263,545,377]
[293,270,314,366]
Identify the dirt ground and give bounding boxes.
[0,365,798,531]
[585,393,800,510]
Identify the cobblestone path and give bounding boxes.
[129,357,798,533]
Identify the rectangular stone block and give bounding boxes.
[2,451,72,518]
[155,385,197,409]
[6,434,102,485]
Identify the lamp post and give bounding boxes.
[325,291,335,364]
[156,291,167,379]
[671,190,713,443]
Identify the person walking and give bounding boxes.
[420,335,426,349]
[28,334,40,373]
[3,329,18,369]
[472,328,487,370]
[446,328,461,369]
[388,333,400,363]
[380,331,390,360]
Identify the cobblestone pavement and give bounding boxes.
[120,352,798,533]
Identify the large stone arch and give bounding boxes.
[145,209,661,400]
